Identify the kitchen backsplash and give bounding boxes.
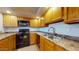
[4,28,19,32]
[4,27,30,32]
[30,27,49,32]
[49,22,79,37]
[3,22,79,37]
[30,22,79,37]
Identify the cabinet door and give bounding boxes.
[51,7,62,22]
[43,8,53,23]
[8,35,15,50]
[44,39,55,51]
[40,20,47,27]
[64,7,79,24]
[68,8,77,21]
[30,19,41,28]
[3,15,18,27]
[40,36,55,51]
[0,38,9,51]
[10,16,18,27]
[13,35,16,49]
[43,7,62,24]
[0,35,16,51]
[30,32,37,45]
[8,35,16,50]
[30,19,47,28]
[40,36,45,51]
[3,14,11,27]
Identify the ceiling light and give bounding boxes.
[41,17,44,20]
[6,10,11,14]
[36,16,40,19]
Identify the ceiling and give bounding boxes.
[0,7,48,18]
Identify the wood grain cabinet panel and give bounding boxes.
[0,38,9,51]
[40,35,65,51]
[30,19,48,28]
[8,35,16,50]
[40,36,45,51]
[3,14,18,27]
[3,14,11,27]
[64,7,79,24]
[44,39,55,51]
[30,20,40,28]
[0,34,16,51]
[30,32,37,45]
[40,36,55,51]
[10,16,18,27]
[43,7,63,24]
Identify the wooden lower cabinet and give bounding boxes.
[0,38,9,51]
[30,32,38,45]
[8,35,16,50]
[44,39,55,51]
[40,36,45,51]
[40,36,65,51]
[0,34,16,51]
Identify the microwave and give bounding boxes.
[18,20,29,27]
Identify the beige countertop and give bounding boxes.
[0,33,16,40]
[34,32,79,51]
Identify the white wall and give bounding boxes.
[4,28,19,32]
[0,13,4,32]
[49,22,79,37]
[4,27,30,32]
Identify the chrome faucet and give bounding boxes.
[48,27,56,38]
[48,27,56,34]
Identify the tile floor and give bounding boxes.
[17,45,39,51]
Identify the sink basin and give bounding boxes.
[42,32,64,40]
[43,33,48,36]
[48,35,53,38]
[47,34,63,41]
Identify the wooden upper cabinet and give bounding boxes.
[30,19,48,28]
[3,14,18,27]
[30,19,40,28]
[3,14,11,27]
[43,7,63,24]
[10,16,18,27]
[64,7,79,24]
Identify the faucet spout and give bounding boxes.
[48,27,56,35]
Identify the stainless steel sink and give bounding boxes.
[41,32,64,40]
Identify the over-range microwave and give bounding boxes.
[18,20,29,27]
